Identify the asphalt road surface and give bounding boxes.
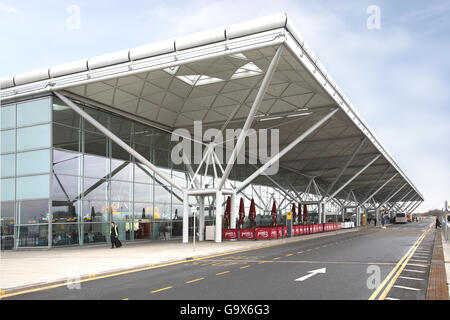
[3,218,436,300]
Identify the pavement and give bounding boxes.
[0,226,360,293]
[441,224,450,297]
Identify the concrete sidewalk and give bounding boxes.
[1,228,360,293]
[442,227,450,297]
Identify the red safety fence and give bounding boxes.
[223,229,238,240]
[223,222,344,241]
[239,228,255,239]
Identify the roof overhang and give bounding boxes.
[0,13,424,204]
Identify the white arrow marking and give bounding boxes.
[295,267,326,282]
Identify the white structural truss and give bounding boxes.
[1,13,424,243]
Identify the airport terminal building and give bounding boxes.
[0,13,423,250]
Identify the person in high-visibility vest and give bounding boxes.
[110,221,120,249]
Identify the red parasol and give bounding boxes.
[249,198,256,227]
[238,198,245,227]
[303,204,308,223]
[291,203,296,224]
[224,196,231,226]
[271,200,277,225]
[298,203,302,224]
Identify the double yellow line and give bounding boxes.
[368,228,429,300]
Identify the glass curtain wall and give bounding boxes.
[1,97,52,249]
[51,96,186,247]
[1,93,316,250]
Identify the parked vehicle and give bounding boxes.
[395,213,407,224]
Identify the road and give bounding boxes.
[2,218,435,300]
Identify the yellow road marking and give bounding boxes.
[185,277,205,284]
[297,251,303,254]
[273,257,281,260]
[368,228,428,300]
[286,253,293,257]
[151,286,173,294]
[216,271,230,276]
[240,265,250,269]
[1,227,357,299]
[315,247,321,250]
[378,231,428,300]
[122,298,129,300]
[306,249,312,252]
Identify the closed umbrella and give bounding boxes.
[249,198,256,228]
[291,203,296,225]
[298,203,302,224]
[303,204,308,223]
[238,198,245,228]
[271,200,277,226]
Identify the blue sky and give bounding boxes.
[1,0,449,211]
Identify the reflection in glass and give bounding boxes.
[84,131,107,159]
[17,199,49,224]
[134,182,153,202]
[79,223,107,244]
[16,224,48,247]
[84,154,108,178]
[53,97,80,128]
[82,200,107,223]
[111,158,132,181]
[52,223,79,246]
[134,163,153,184]
[53,123,80,152]
[53,149,81,176]
[1,201,15,249]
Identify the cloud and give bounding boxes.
[0,1,17,13]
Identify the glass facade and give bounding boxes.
[0,93,311,250]
[0,97,52,249]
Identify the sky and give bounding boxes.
[1,0,449,212]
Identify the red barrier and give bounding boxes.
[277,226,282,238]
[255,227,270,239]
[269,227,278,239]
[223,229,238,240]
[239,228,254,239]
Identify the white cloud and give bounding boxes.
[0,1,17,13]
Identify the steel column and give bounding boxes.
[218,46,283,190]
[236,108,339,193]
[325,154,381,203]
[55,91,183,192]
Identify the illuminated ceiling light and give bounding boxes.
[259,116,283,122]
[286,112,312,118]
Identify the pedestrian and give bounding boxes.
[435,217,441,229]
[110,221,120,249]
[382,215,386,227]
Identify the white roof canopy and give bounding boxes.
[0,13,423,204]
